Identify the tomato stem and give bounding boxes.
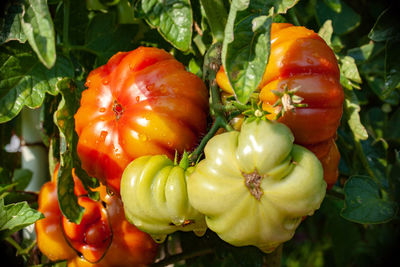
[189,43,233,164]
[188,116,226,164]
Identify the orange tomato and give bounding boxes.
[216,23,344,188]
[74,47,209,194]
[35,164,158,266]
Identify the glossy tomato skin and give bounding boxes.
[187,120,326,253]
[216,23,344,188]
[36,178,76,261]
[68,192,159,267]
[62,196,112,263]
[120,155,207,243]
[75,47,209,194]
[35,165,158,267]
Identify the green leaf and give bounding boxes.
[54,79,84,223]
[54,79,98,223]
[85,12,139,65]
[0,198,43,239]
[222,2,271,104]
[271,0,300,14]
[12,169,32,191]
[0,1,27,44]
[21,0,56,68]
[360,138,388,185]
[318,19,333,47]
[341,175,398,224]
[222,0,298,104]
[0,184,15,200]
[139,0,193,51]
[347,43,375,63]
[383,41,400,96]
[343,89,368,141]
[323,0,341,13]
[340,56,362,84]
[0,42,74,123]
[368,8,400,42]
[389,151,400,203]
[316,0,360,35]
[364,74,399,105]
[117,0,136,24]
[386,108,400,142]
[363,107,386,139]
[200,0,228,42]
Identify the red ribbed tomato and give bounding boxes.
[217,23,344,188]
[74,47,209,193]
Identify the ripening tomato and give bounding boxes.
[120,155,207,243]
[36,179,76,261]
[35,164,158,267]
[216,23,344,188]
[187,119,326,253]
[74,47,209,193]
[62,196,112,263]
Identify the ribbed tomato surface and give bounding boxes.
[75,47,209,193]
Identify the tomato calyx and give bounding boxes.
[242,170,264,201]
[112,100,124,120]
[271,85,307,119]
[242,101,271,124]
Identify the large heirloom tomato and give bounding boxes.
[35,165,158,266]
[120,155,207,243]
[187,120,326,253]
[74,47,209,193]
[216,23,344,188]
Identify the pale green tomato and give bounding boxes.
[120,155,207,243]
[187,119,326,253]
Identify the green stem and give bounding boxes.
[189,116,225,163]
[327,190,345,200]
[208,50,233,132]
[151,247,214,267]
[189,43,233,163]
[355,141,381,186]
[200,0,227,42]
[5,236,23,252]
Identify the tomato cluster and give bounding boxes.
[38,25,343,262]
[35,165,158,266]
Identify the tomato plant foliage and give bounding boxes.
[0,0,399,266]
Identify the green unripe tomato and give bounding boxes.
[120,155,206,243]
[187,119,326,253]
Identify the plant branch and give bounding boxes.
[189,43,233,163]
[5,236,23,252]
[189,116,226,163]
